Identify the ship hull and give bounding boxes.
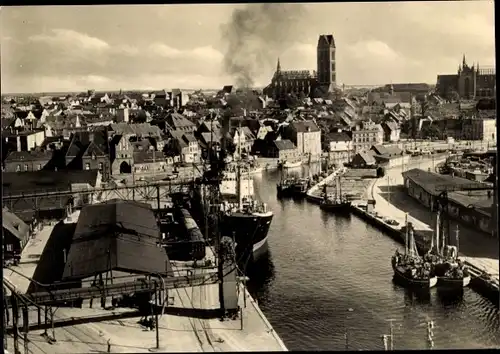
[320,201,352,213]
[393,265,438,289]
[437,275,471,288]
[220,211,273,265]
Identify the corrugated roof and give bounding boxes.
[63,199,168,280]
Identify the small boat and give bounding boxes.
[276,178,295,198]
[320,198,351,212]
[291,178,310,198]
[280,159,302,169]
[319,182,351,213]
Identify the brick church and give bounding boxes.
[436,55,496,100]
[263,34,337,100]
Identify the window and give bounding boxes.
[85,163,90,170]
[38,164,42,170]
[6,244,13,252]
[24,164,29,171]
[92,154,96,160]
[16,165,21,172]
[98,162,103,170]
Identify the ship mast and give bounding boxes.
[237,122,243,211]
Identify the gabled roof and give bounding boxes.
[370,144,402,156]
[355,151,377,165]
[83,141,106,157]
[165,113,196,130]
[274,139,296,150]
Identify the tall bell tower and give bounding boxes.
[317,34,336,92]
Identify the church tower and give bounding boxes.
[317,34,336,92]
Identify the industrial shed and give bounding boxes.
[402,168,495,234]
[62,199,171,282]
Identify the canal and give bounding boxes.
[246,165,500,351]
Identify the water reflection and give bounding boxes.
[395,282,432,305]
[247,251,276,306]
[436,287,465,308]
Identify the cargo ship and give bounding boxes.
[218,164,273,264]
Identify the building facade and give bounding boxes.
[436,55,496,99]
[461,118,496,142]
[352,122,384,153]
[263,34,337,99]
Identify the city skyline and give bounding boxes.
[0,2,495,94]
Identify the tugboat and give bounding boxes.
[319,177,351,213]
[392,217,437,289]
[276,168,295,198]
[425,209,471,288]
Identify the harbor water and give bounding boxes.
[246,165,500,351]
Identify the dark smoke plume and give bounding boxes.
[221,4,308,89]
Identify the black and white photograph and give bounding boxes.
[1,1,498,352]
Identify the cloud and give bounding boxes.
[2,28,226,93]
[29,29,109,51]
[150,43,223,61]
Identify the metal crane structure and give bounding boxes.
[198,108,233,317]
[434,152,497,243]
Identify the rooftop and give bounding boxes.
[63,199,169,280]
[402,168,491,197]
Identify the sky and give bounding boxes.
[0,2,495,94]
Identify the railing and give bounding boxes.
[4,272,217,308]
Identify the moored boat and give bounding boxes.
[280,159,302,169]
[291,178,310,198]
[276,178,295,197]
[426,209,471,288]
[391,215,437,289]
[319,178,351,213]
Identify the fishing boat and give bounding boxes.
[319,179,351,213]
[392,215,438,289]
[425,209,471,288]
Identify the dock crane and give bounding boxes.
[434,152,497,243]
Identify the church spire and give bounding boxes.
[462,54,467,67]
[277,57,281,73]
